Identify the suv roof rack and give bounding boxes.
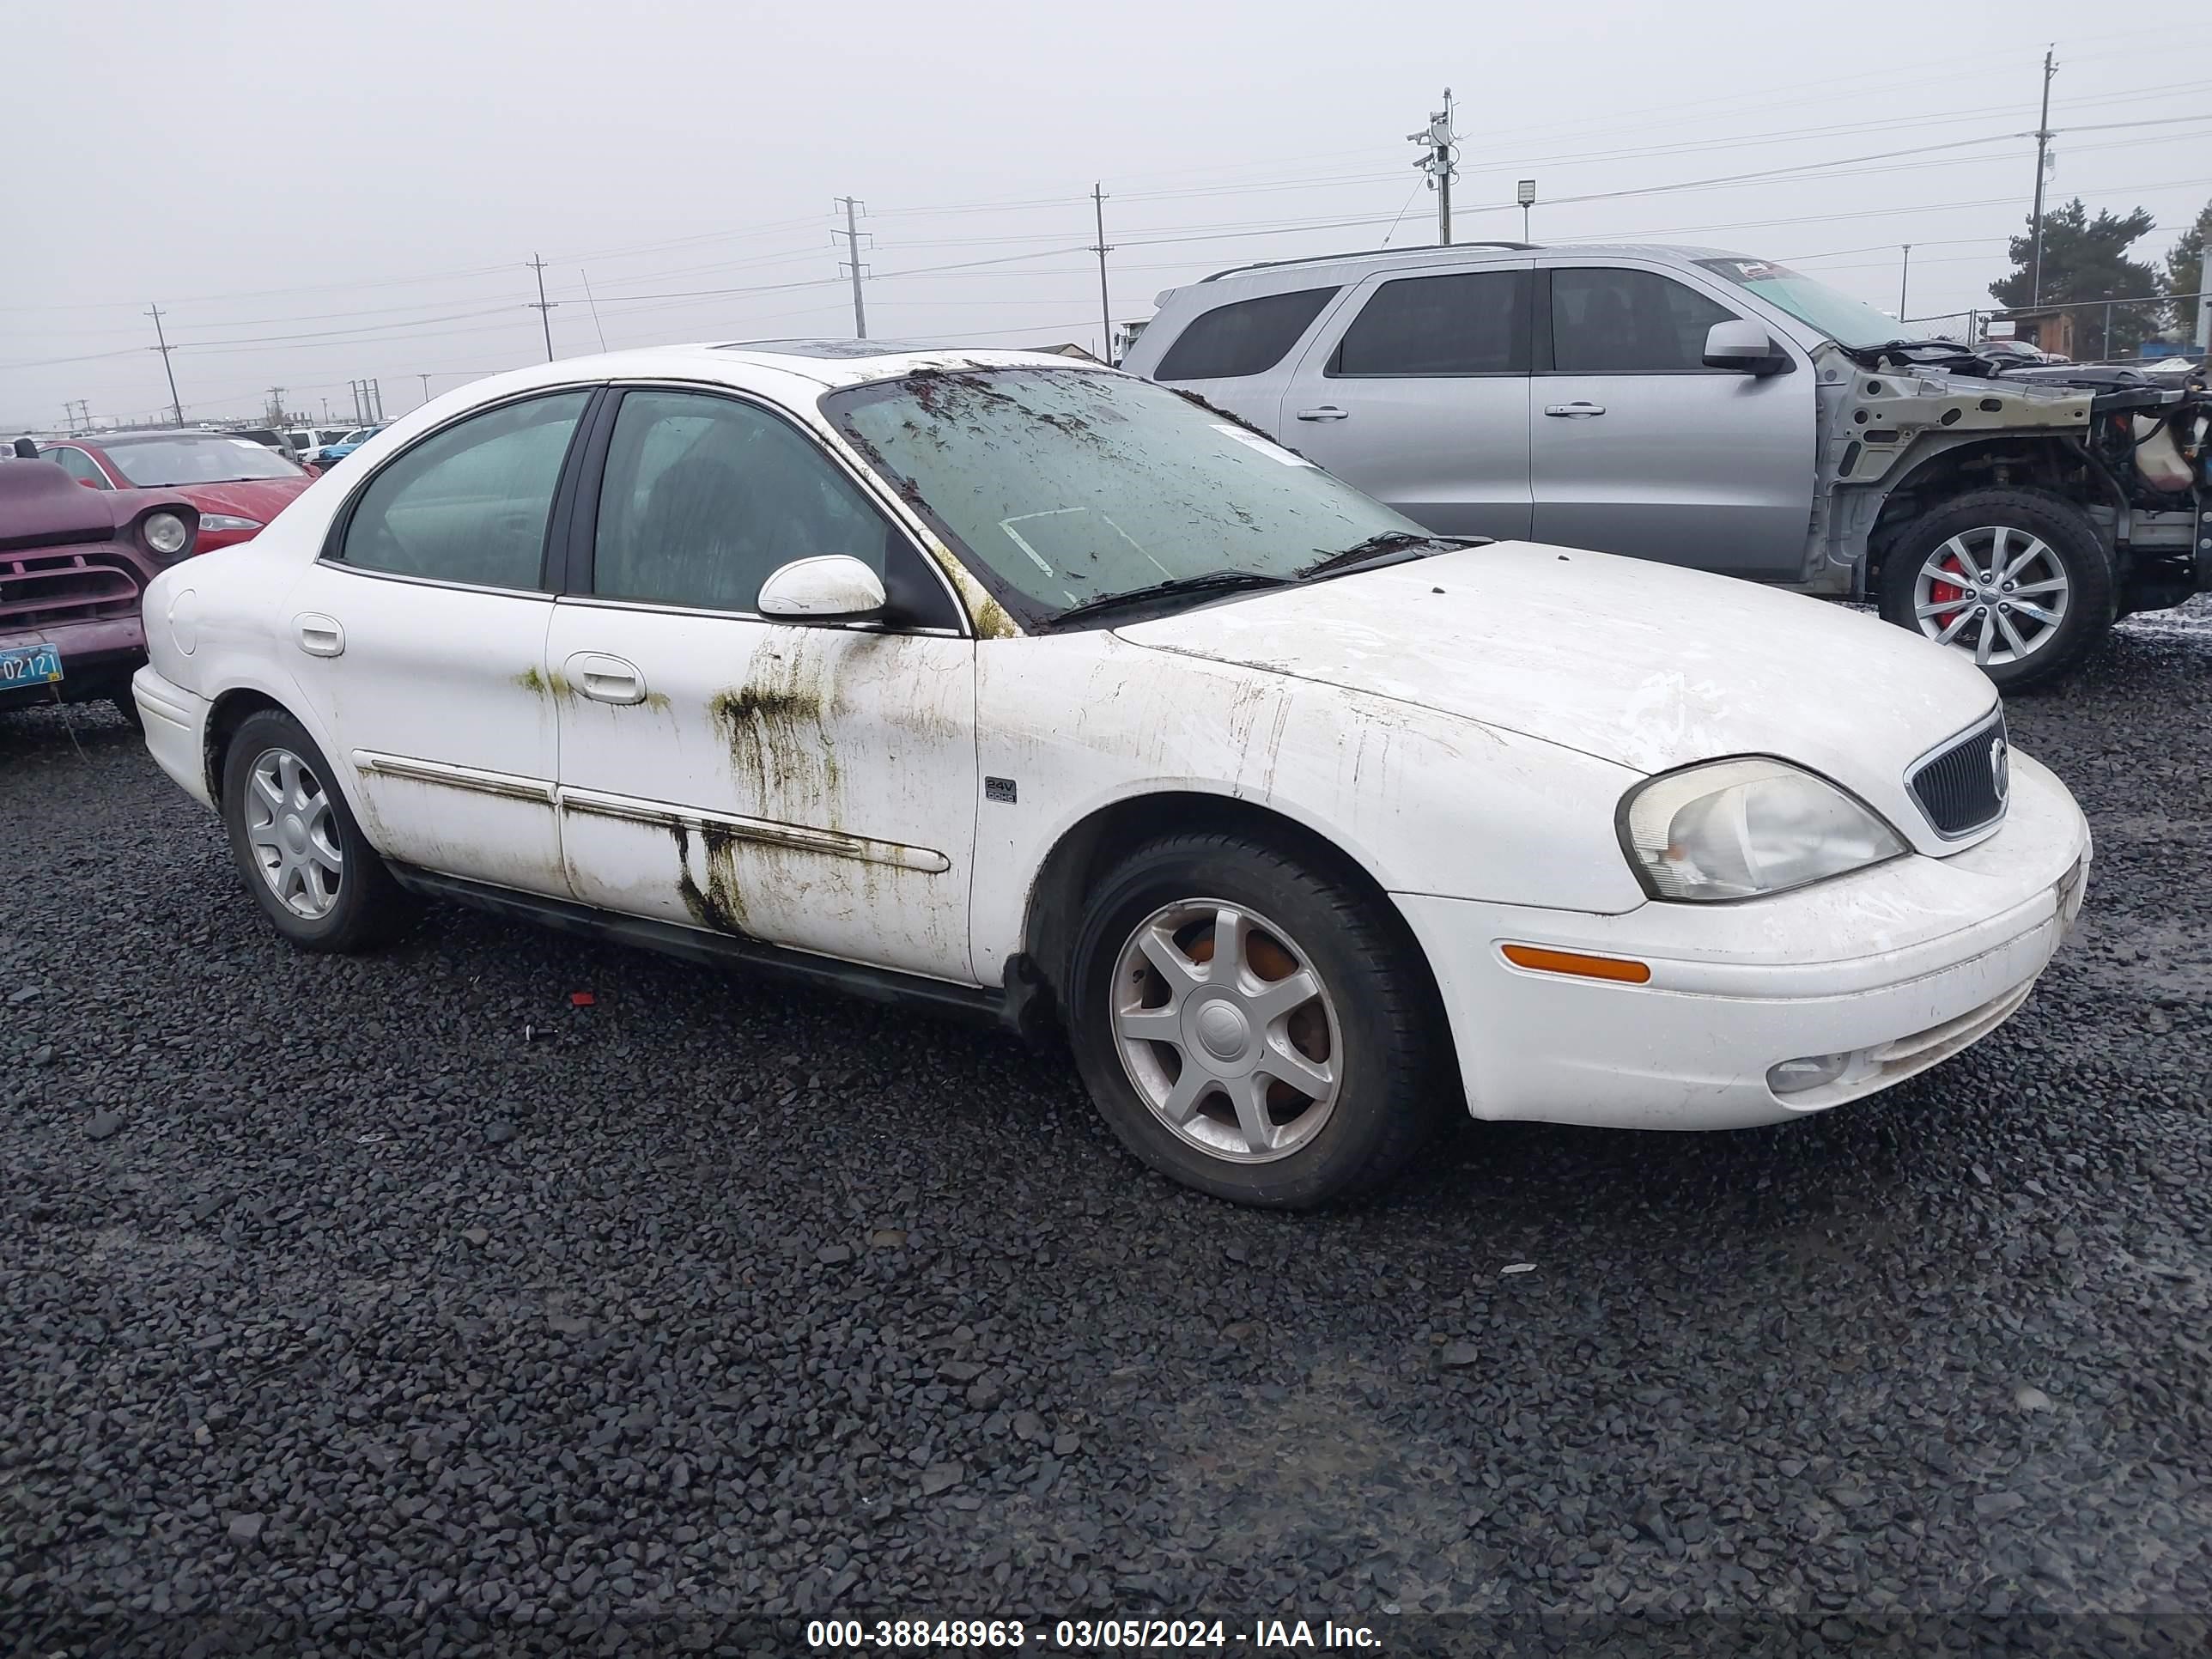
[1200,241,1538,283]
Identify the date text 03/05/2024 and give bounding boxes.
[805,1617,1383,1649]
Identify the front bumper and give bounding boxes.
[0,614,147,709]
[1396,750,2091,1131]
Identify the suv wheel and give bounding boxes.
[1066,831,1444,1208]
[1878,487,2113,690]
[220,708,413,951]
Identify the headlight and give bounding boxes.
[1620,757,1905,902]
[197,514,262,533]
[142,511,191,557]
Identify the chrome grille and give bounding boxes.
[1910,714,2008,839]
[0,548,143,634]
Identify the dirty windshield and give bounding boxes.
[822,366,1422,629]
[1693,258,1924,349]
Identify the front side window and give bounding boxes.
[592,391,896,613]
[46,447,111,489]
[1550,268,1737,374]
[336,392,588,588]
[1153,286,1340,380]
[823,367,1422,627]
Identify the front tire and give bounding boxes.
[1877,487,2113,690]
[1066,831,1444,1208]
[219,708,412,951]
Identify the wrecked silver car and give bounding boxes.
[1125,244,2210,687]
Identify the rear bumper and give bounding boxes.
[131,665,214,809]
[0,614,146,708]
[1397,751,2091,1131]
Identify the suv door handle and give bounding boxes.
[1294,405,1350,422]
[295,614,344,657]
[568,653,646,706]
[1544,402,1607,418]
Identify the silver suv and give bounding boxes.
[1121,242,2209,688]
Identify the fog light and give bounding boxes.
[1768,1052,1855,1096]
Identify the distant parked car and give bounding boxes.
[130,343,2089,1208]
[286,426,352,466]
[38,429,313,554]
[316,425,386,465]
[223,426,295,455]
[1123,241,2210,688]
[1,455,198,722]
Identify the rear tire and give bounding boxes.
[219,708,413,952]
[1877,487,2112,690]
[1066,830,1445,1209]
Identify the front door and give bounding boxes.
[283,388,593,895]
[548,386,979,983]
[1530,262,1815,577]
[1275,262,1534,540]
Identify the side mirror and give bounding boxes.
[757,555,887,623]
[1704,319,1792,375]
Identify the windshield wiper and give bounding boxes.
[1298,531,1486,581]
[1041,569,1295,629]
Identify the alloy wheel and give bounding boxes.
[1109,898,1342,1164]
[242,746,344,920]
[1911,525,2071,667]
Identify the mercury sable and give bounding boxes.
[131,343,2090,1206]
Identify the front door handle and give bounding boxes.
[1294,405,1350,422]
[295,614,344,657]
[568,653,646,706]
[1543,402,1607,418]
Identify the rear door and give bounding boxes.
[283,388,595,895]
[1143,283,1342,436]
[1273,262,1534,539]
[1530,260,1814,577]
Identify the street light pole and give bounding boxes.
[1899,245,1912,320]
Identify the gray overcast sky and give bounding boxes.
[4,0,2208,429]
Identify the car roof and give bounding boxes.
[427,342,1113,409]
[1179,241,1748,296]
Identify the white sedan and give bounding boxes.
[132,343,2090,1207]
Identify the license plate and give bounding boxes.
[0,641,63,688]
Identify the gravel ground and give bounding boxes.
[3,605,2209,1656]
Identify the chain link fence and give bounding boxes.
[1901,291,2209,364]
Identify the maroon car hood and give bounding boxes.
[0,459,192,548]
[169,476,310,524]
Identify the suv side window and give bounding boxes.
[1153,287,1340,380]
[336,391,588,588]
[1550,268,1736,374]
[592,389,950,623]
[1330,269,1529,376]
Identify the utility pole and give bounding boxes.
[267,386,287,425]
[1898,246,1911,319]
[528,253,557,361]
[1409,90,1457,246]
[321,397,332,422]
[2029,46,2057,307]
[418,372,434,406]
[146,304,183,427]
[835,197,869,339]
[1091,184,1115,363]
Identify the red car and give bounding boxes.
[39,429,313,554]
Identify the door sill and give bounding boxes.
[387,863,1016,1030]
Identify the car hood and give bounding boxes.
[166,477,311,522]
[1113,542,1998,817]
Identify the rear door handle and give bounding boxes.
[1294,406,1350,422]
[568,653,646,706]
[295,614,344,657]
[1543,402,1607,418]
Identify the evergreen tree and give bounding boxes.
[1989,198,2161,356]
[2166,198,2210,337]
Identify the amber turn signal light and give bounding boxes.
[1500,944,1652,984]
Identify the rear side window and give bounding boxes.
[1550,268,1737,374]
[1331,269,1529,376]
[336,392,588,588]
[1153,286,1339,380]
